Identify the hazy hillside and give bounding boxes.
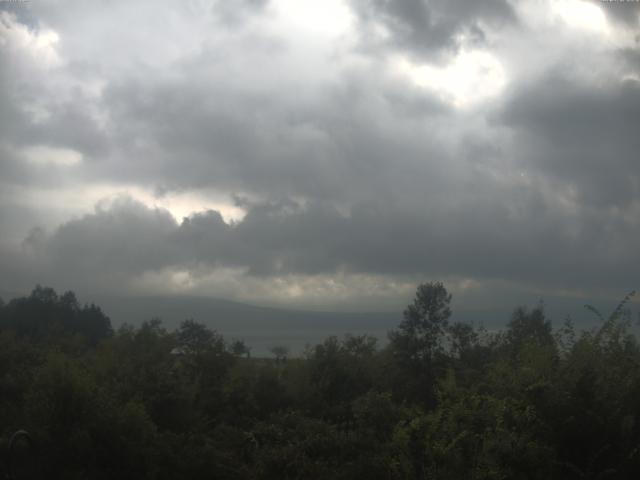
[1,289,625,356]
[86,294,400,355]
[84,294,627,355]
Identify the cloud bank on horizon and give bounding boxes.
[0,0,639,310]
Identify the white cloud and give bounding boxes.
[2,183,246,226]
[21,145,82,166]
[552,0,609,34]
[0,12,61,66]
[393,49,507,108]
[273,0,354,39]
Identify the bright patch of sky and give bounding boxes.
[393,49,507,108]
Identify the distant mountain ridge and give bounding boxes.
[90,293,400,330]
[2,289,628,355]
[87,293,612,355]
[88,294,404,355]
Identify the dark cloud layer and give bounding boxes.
[1,1,639,307]
[352,0,515,60]
[7,193,636,296]
[95,70,454,203]
[593,0,640,28]
[498,72,640,207]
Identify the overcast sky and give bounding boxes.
[0,0,639,311]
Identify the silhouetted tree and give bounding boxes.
[270,345,290,364]
[0,286,112,344]
[230,339,251,358]
[506,304,553,351]
[388,281,452,405]
[177,319,224,356]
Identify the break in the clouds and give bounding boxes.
[0,0,639,309]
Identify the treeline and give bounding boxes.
[1,284,640,479]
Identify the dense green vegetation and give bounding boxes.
[1,283,640,479]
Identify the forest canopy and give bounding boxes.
[1,284,639,479]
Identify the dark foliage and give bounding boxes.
[0,285,112,345]
[1,283,640,479]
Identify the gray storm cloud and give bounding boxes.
[5,192,637,297]
[497,73,640,207]
[351,0,516,60]
[0,0,638,306]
